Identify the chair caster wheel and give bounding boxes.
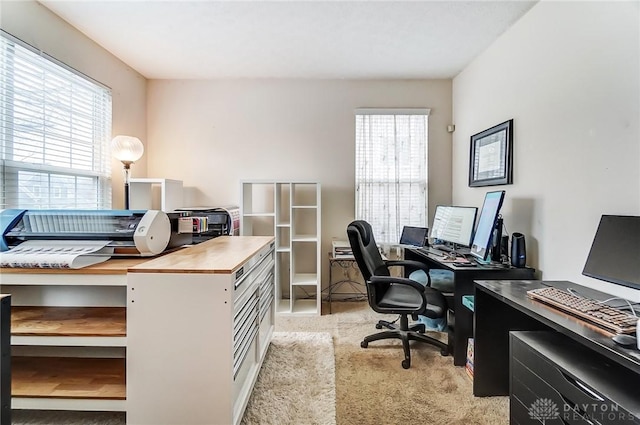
[361,341,368,348]
[375,323,383,329]
[440,349,448,356]
[402,359,411,369]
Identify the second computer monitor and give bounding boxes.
[430,205,478,247]
[469,190,506,261]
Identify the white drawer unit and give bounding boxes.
[127,236,275,425]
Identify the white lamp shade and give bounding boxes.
[111,135,144,163]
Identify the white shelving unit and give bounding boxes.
[129,178,183,212]
[0,261,137,411]
[241,181,321,316]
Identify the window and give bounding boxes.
[0,30,112,210]
[355,109,429,244]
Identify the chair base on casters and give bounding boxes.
[360,314,449,369]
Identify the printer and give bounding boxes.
[1,209,192,256]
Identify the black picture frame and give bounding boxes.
[469,119,513,187]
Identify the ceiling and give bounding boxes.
[39,0,537,80]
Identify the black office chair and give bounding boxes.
[347,220,449,369]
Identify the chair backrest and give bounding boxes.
[347,219,392,279]
[347,220,392,307]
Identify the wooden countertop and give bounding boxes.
[0,258,147,275]
[128,236,274,274]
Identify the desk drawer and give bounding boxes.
[510,332,640,425]
[512,357,596,424]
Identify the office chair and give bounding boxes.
[347,220,449,369]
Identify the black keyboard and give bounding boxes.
[527,286,638,334]
[430,245,471,255]
[430,244,450,251]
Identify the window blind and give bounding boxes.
[0,31,112,210]
[355,110,429,244]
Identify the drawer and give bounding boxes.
[233,287,258,378]
[233,249,274,300]
[259,272,274,322]
[232,335,257,399]
[511,332,640,425]
[512,358,594,425]
[233,245,274,296]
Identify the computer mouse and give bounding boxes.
[611,333,637,348]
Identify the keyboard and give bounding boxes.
[527,286,638,334]
[429,245,471,255]
[431,244,454,252]
[417,246,448,257]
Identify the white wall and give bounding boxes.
[453,1,640,300]
[147,79,452,287]
[1,0,148,208]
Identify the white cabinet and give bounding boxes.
[126,236,275,425]
[241,181,321,316]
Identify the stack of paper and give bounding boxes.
[0,240,114,269]
[332,240,353,258]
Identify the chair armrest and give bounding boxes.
[370,275,426,293]
[382,259,432,287]
[384,259,431,273]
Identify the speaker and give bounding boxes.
[500,235,509,258]
[511,233,526,268]
[490,218,503,262]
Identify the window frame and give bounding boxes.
[0,30,113,210]
[354,108,430,244]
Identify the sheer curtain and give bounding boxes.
[355,109,429,244]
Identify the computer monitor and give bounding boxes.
[429,205,478,247]
[399,226,428,247]
[582,215,640,291]
[469,190,506,261]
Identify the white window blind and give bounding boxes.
[0,30,112,210]
[355,109,429,244]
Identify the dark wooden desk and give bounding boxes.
[474,280,640,397]
[1,294,10,425]
[405,248,535,366]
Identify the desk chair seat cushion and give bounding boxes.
[379,284,422,310]
[378,284,446,318]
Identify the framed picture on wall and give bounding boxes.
[469,119,513,187]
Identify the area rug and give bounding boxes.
[241,331,336,425]
[11,331,336,425]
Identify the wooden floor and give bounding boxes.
[11,307,126,336]
[12,357,125,399]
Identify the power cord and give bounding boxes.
[567,288,639,317]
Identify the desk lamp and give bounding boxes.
[111,135,144,209]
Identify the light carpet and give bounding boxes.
[11,331,336,425]
[241,331,336,425]
[276,301,509,425]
